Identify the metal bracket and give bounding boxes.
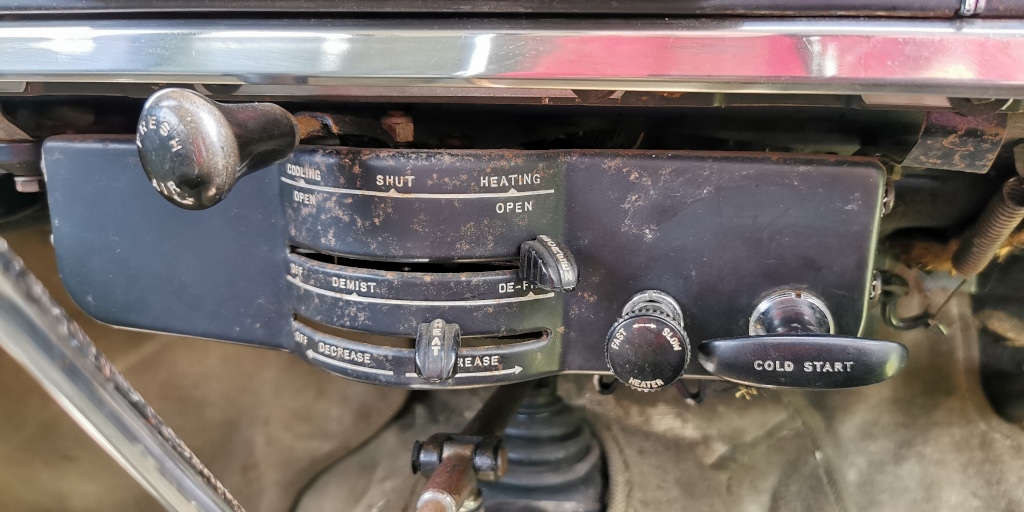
[412,382,534,512]
[899,111,1006,174]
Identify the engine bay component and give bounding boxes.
[697,290,909,388]
[952,174,1024,277]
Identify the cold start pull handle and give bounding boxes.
[697,290,908,389]
[136,88,299,210]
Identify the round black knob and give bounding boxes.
[136,88,299,210]
[605,308,690,391]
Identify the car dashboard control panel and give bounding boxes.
[41,92,908,390]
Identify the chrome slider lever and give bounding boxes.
[697,290,908,389]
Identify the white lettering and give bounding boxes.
[537,235,574,281]
[316,342,372,364]
[480,173,542,188]
[627,378,665,389]
[329,276,378,294]
[495,201,534,214]
[286,163,323,182]
[293,191,316,205]
[376,174,415,188]
[610,328,627,350]
[458,355,501,368]
[754,360,795,372]
[802,361,855,372]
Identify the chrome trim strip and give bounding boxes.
[0,19,1021,97]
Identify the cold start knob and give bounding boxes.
[697,289,909,389]
[605,291,690,391]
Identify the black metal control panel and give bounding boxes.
[44,137,885,388]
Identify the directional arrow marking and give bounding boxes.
[454,366,524,378]
[306,350,394,376]
[633,323,658,329]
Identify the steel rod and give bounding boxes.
[0,237,242,512]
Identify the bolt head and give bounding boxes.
[13,176,41,193]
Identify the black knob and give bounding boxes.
[136,88,299,210]
[697,290,908,389]
[698,336,907,389]
[519,235,579,291]
[605,295,690,391]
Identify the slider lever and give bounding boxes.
[697,290,908,389]
[415,319,461,383]
[519,236,579,291]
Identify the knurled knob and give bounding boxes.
[605,307,690,391]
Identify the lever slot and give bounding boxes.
[287,252,541,303]
[291,247,517,272]
[295,314,546,349]
[292,319,557,388]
